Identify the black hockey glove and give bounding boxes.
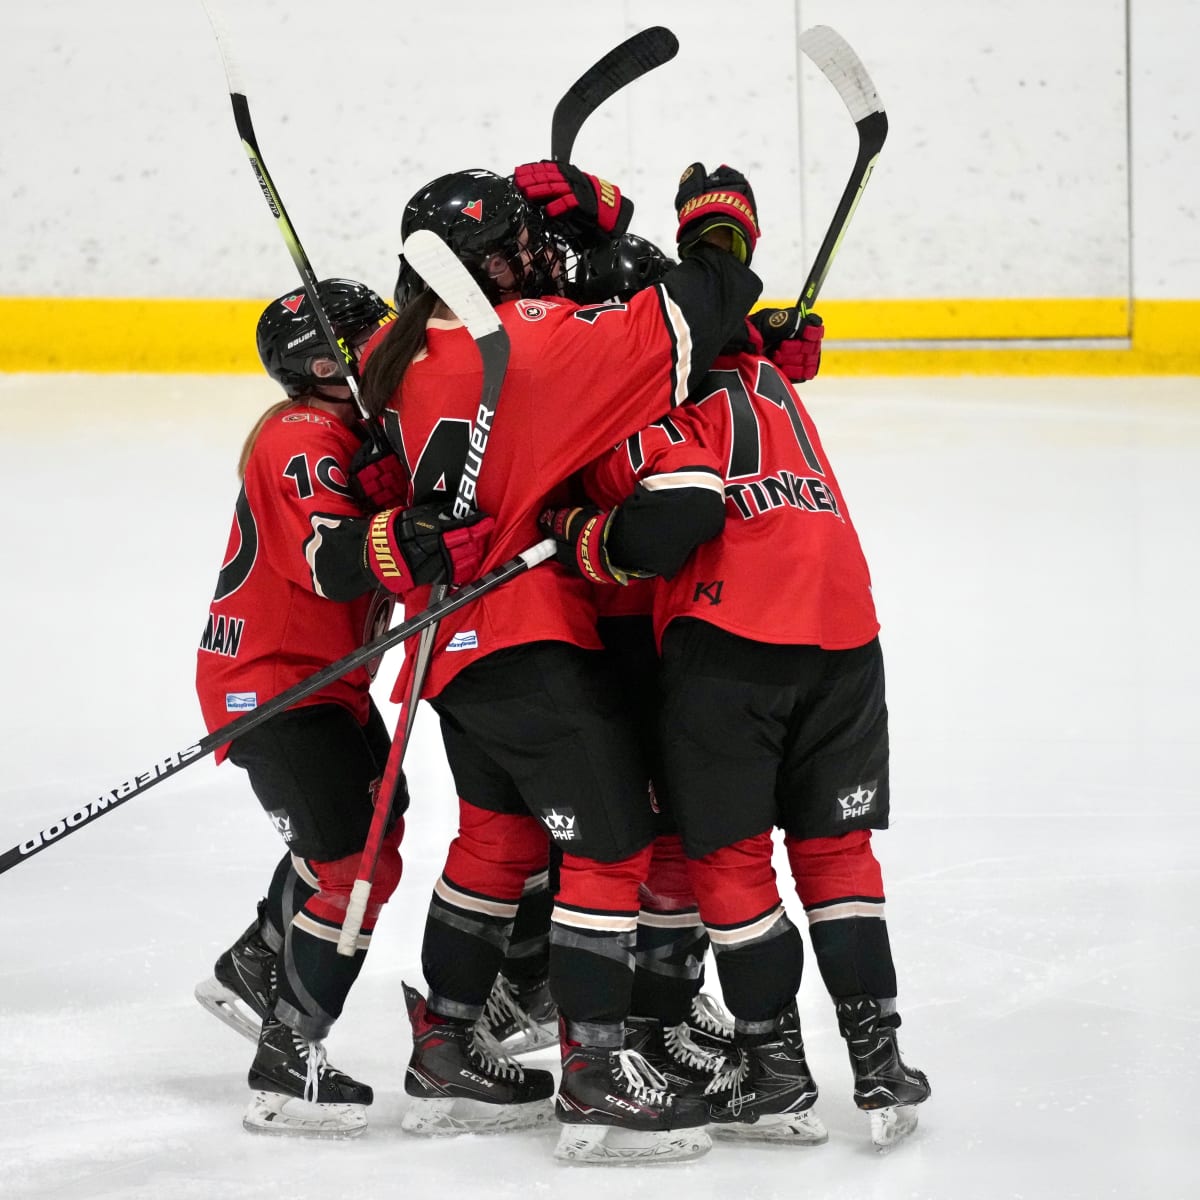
[538,505,650,586]
[748,308,824,382]
[364,502,494,596]
[674,162,759,265]
[513,160,633,247]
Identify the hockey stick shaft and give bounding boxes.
[336,233,511,955]
[551,26,679,161]
[0,541,554,878]
[795,26,888,316]
[202,3,370,421]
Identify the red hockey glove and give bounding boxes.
[513,160,633,245]
[364,502,494,596]
[348,435,412,511]
[674,162,759,265]
[538,505,648,586]
[747,308,824,382]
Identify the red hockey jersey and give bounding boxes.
[585,352,879,651]
[372,288,704,701]
[195,406,392,760]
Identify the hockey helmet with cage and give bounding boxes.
[256,278,391,397]
[567,233,677,306]
[393,169,562,308]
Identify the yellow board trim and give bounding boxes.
[0,297,1197,374]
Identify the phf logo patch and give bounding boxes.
[541,807,579,842]
[268,809,295,843]
[837,782,877,821]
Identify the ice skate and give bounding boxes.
[195,902,277,1044]
[624,1014,727,1097]
[243,1013,371,1138]
[401,981,555,1135]
[683,991,736,1054]
[554,1039,712,1164]
[836,995,930,1152]
[476,973,558,1057]
[703,1001,828,1145]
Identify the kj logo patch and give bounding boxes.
[541,807,580,842]
[836,781,877,820]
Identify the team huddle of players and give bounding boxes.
[193,156,930,1163]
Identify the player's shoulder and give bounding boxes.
[246,404,361,477]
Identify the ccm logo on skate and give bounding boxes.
[837,783,876,819]
[460,1070,494,1089]
[605,1095,649,1114]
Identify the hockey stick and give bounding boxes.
[551,26,679,162]
[203,2,378,433]
[336,231,512,955]
[795,25,888,316]
[0,539,553,879]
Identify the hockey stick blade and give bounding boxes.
[551,26,679,162]
[400,230,511,520]
[202,2,365,413]
[795,25,888,316]
[0,540,555,878]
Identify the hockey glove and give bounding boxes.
[538,505,650,586]
[364,502,494,596]
[348,435,412,511]
[674,162,759,266]
[747,308,824,383]
[513,160,633,246]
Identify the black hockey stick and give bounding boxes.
[795,26,888,316]
[0,540,553,878]
[337,230,513,954]
[203,3,378,433]
[551,26,679,162]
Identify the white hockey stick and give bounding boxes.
[337,232,513,956]
[795,25,888,315]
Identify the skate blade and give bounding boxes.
[712,1108,829,1145]
[498,1024,558,1058]
[195,977,261,1044]
[242,1090,367,1138]
[401,1095,555,1137]
[554,1124,712,1165]
[870,1104,920,1152]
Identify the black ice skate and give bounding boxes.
[476,973,558,1057]
[194,901,278,1044]
[243,1013,372,1138]
[624,1014,728,1097]
[554,1037,712,1164]
[402,981,555,1135]
[703,1001,828,1144]
[836,994,931,1151]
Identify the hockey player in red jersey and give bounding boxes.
[544,230,931,1151]
[194,279,491,1137]
[358,161,762,1161]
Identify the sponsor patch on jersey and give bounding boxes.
[540,807,580,842]
[225,692,258,712]
[446,631,478,651]
[836,780,877,820]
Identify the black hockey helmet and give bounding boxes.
[394,169,562,308]
[256,278,391,397]
[568,233,677,305]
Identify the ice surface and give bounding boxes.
[1,373,1197,1199]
